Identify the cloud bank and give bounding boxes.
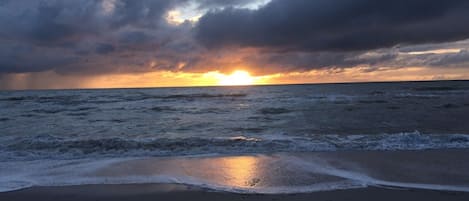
[0,0,469,88]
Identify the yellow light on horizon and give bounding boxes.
[6,66,469,90]
[217,70,255,86]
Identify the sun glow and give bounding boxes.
[217,70,255,86]
[6,66,469,90]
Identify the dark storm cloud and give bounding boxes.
[397,40,469,53]
[0,0,174,44]
[95,43,116,54]
[0,40,80,73]
[196,0,469,51]
[426,50,469,67]
[194,0,253,9]
[0,0,185,74]
[234,49,401,74]
[118,31,150,45]
[109,0,175,28]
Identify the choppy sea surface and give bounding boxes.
[1,80,469,193]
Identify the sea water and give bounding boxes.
[1,80,469,193]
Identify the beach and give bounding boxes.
[2,149,469,199]
[2,81,469,199]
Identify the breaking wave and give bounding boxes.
[2,131,469,161]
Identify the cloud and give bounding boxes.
[195,0,469,51]
[426,50,469,67]
[0,0,469,85]
[194,0,254,9]
[0,0,187,74]
[95,43,116,54]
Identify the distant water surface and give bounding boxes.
[2,80,469,193]
[1,80,469,160]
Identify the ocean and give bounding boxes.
[1,80,469,193]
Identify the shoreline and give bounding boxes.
[2,149,469,194]
[2,184,469,201]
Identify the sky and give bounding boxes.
[1,0,469,90]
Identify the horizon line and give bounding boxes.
[1,79,468,92]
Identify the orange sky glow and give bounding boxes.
[2,66,468,90]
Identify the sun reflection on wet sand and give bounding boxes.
[215,156,261,187]
[178,156,266,188]
[93,155,267,189]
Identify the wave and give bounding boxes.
[0,95,77,102]
[0,156,363,193]
[154,93,247,99]
[258,107,292,115]
[2,131,469,161]
[358,100,388,104]
[0,93,248,106]
[413,86,461,91]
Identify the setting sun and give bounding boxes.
[218,70,255,86]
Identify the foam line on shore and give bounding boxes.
[2,151,469,194]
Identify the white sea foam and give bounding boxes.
[285,155,469,193]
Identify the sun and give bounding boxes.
[218,70,255,86]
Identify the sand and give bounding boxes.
[1,184,469,201]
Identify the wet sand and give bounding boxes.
[1,184,469,201]
[2,149,469,199]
